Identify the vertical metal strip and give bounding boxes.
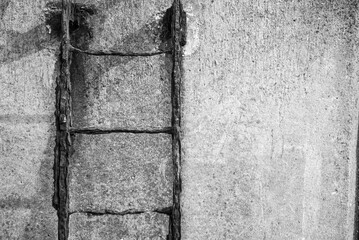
[172,0,184,239]
[354,127,359,239]
[56,1,72,239]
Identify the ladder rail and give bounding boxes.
[54,1,185,239]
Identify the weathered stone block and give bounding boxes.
[69,212,169,240]
[71,55,172,129]
[69,133,173,212]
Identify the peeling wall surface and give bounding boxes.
[1,0,359,239]
[181,0,359,239]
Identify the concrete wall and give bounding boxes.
[181,0,359,239]
[1,0,359,239]
[0,0,58,239]
[67,1,174,239]
[1,0,174,239]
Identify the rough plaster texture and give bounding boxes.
[69,213,169,240]
[71,55,172,129]
[69,133,173,212]
[181,1,359,239]
[70,0,173,130]
[0,1,58,238]
[3,0,359,239]
[67,0,175,236]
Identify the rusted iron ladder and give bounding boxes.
[53,0,185,239]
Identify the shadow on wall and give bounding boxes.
[0,1,57,238]
[0,121,57,239]
[23,132,58,239]
[69,1,173,127]
[1,0,173,239]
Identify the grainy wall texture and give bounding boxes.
[181,0,359,239]
[1,0,176,239]
[1,0,359,239]
[64,0,175,239]
[0,0,58,239]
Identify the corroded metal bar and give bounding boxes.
[54,1,72,239]
[69,209,145,216]
[171,0,186,239]
[69,127,173,135]
[69,44,171,56]
[69,206,172,216]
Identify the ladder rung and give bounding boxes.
[69,126,173,135]
[69,206,172,216]
[69,45,171,57]
[69,209,145,216]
